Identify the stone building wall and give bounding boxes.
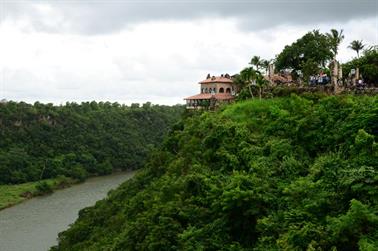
[200,82,235,94]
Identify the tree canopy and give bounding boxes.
[326,29,344,58]
[349,40,365,58]
[52,94,378,251]
[275,30,333,80]
[0,101,184,184]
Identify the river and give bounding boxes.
[0,171,135,251]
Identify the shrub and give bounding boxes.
[35,181,53,195]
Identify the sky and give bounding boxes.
[0,0,377,105]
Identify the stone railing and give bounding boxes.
[263,85,378,97]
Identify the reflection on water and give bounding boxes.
[0,171,135,251]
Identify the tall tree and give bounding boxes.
[275,30,333,81]
[255,74,268,100]
[232,74,247,90]
[326,29,344,59]
[326,29,344,92]
[250,56,262,71]
[261,59,270,75]
[349,40,365,58]
[240,67,257,99]
[348,40,366,81]
[240,66,268,100]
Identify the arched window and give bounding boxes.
[226,88,231,93]
[213,88,216,93]
[219,87,224,93]
[205,88,208,93]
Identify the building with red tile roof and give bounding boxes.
[184,74,236,109]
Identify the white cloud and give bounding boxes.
[0,5,377,105]
[3,1,376,35]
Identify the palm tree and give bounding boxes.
[232,74,247,93]
[326,29,344,92]
[240,67,257,99]
[326,29,344,59]
[348,40,365,82]
[255,74,269,100]
[240,67,268,100]
[249,56,262,71]
[348,40,365,58]
[261,59,270,75]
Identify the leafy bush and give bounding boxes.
[35,181,53,195]
[68,164,88,182]
[97,160,113,175]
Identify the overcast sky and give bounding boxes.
[0,0,377,105]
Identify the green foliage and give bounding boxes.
[275,30,333,81]
[301,59,320,81]
[0,101,184,184]
[68,164,88,182]
[326,29,344,57]
[97,160,113,175]
[53,95,377,250]
[238,63,268,100]
[342,46,378,85]
[35,181,53,195]
[198,99,210,108]
[348,40,366,58]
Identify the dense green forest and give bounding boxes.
[53,94,377,250]
[0,101,183,184]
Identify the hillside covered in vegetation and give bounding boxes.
[0,101,183,184]
[53,94,377,250]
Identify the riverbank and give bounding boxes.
[0,176,77,210]
[0,171,135,251]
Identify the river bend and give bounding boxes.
[0,171,134,251]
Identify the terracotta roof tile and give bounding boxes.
[265,74,292,83]
[199,76,233,84]
[184,93,212,100]
[184,93,234,100]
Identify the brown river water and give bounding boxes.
[0,171,135,251]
